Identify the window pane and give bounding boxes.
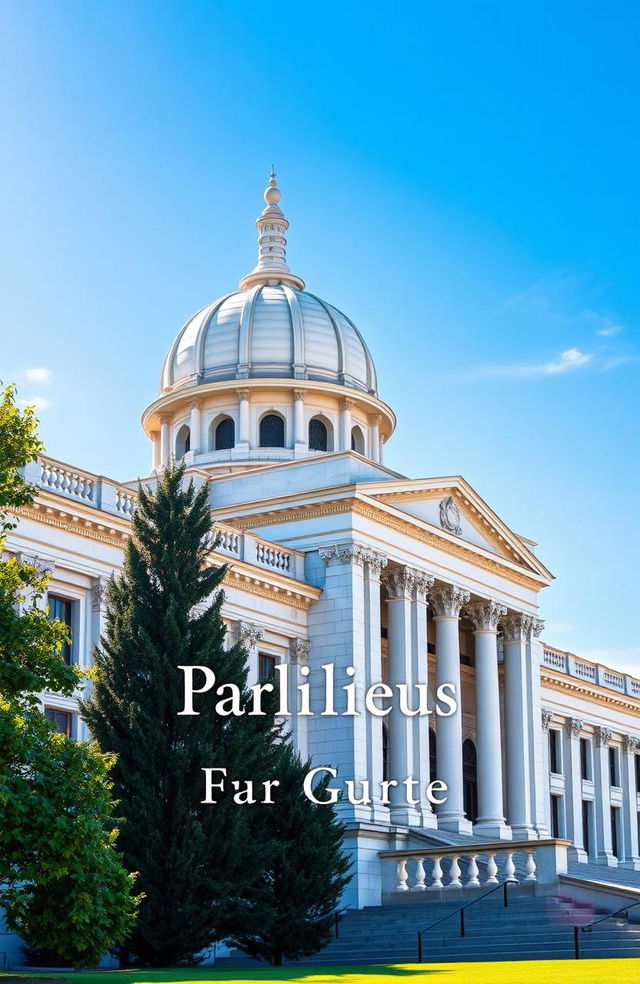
[215,417,235,450]
[309,418,328,451]
[45,707,72,737]
[260,415,285,448]
[259,653,276,683]
[49,595,73,665]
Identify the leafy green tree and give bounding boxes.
[228,746,351,966]
[82,462,282,965]
[0,382,139,967]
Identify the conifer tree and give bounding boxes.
[82,462,280,965]
[229,746,351,967]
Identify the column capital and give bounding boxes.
[430,583,470,618]
[188,398,201,410]
[18,552,55,577]
[236,389,250,401]
[594,725,613,747]
[532,617,545,638]
[319,541,386,575]
[293,389,306,402]
[565,717,584,739]
[232,620,263,650]
[501,611,535,642]
[289,637,310,664]
[465,598,507,632]
[622,734,640,753]
[158,413,169,425]
[91,575,110,613]
[541,708,554,732]
[341,397,355,411]
[369,412,383,425]
[383,566,434,600]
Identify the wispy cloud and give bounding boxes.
[24,367,52,383]
[595,325,622,337]
[463,347,593,381]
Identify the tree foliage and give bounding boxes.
[0,382,139,967]
[228,746,351,966]
[82,463,282,965]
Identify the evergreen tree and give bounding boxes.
[229,745,352,967]
[82,462,280,965]
[0,383,138,967]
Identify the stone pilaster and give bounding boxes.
[431,583,472,833]
[563,717,588,861]
[363,549,388,822]
[593,725,616,865]
[620,734,640,869]
[288,637,310,758]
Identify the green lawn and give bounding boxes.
[3,961,639,984]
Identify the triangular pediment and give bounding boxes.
[361,476,552,580]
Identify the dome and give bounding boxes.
[161,284,378,395]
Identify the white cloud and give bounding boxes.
[465,347,593,381]
[19,396,51,411]
[596,325,622,337]
[541,348,592,374]
[25,367,52,383]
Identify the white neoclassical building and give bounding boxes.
[5,174,640,955]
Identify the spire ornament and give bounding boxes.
[239,169,305,292]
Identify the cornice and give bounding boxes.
[224,496,547,591]
[12,499,320,613]
[541,669,640,715]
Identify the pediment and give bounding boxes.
[363,478,551,580]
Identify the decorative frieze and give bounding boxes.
[594,725,613,747]
[430,583,470,618]
[232,620,264,649]
[564,717,584,739]
[465,599,507,632]
[289,638,310,664]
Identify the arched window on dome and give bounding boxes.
[175,424,191,459]
[308,417,330,452]
[351,425,365,455]
[213,416,235,451]
[259,413,285,448]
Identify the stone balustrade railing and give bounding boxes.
[380,839,571,893]
[24,456,306,582]
[543,646,640,700]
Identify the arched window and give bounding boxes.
[214,417,235,451]
[308,417,328,452]
[175,424,190,459]
[463,738,478,823]
[260,413,285,448]
[351,425,365,454]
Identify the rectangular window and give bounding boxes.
[258,653,276,683]
[635,755,640,794]
[550,794,561,838]
[609,746,619,787]
[582,801,591,856]
[549,729,561,774]
[580,738,591,781]
[44,707,73,737]
[611,806,620,860]
[48,594,73,664]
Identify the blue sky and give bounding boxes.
[1,1,638,671]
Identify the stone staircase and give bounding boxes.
[218,890,640,966]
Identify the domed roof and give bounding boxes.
[161,284,377,395]
[160,171,378,397]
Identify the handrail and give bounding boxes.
[573,898,640,959]
[417,879,517,962]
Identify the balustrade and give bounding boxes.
[380,840,570,894]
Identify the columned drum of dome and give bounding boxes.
[143,172,395,474]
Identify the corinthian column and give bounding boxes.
[363,548,388,822]
[431,583,472,833]
[593,725,616,865]
[563,717,587,861]
[466,599,510,838]
[502,612,536,838]
[293,390,306,452]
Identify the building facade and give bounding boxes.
[5,174,640,940]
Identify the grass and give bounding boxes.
[3,961,639,984]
